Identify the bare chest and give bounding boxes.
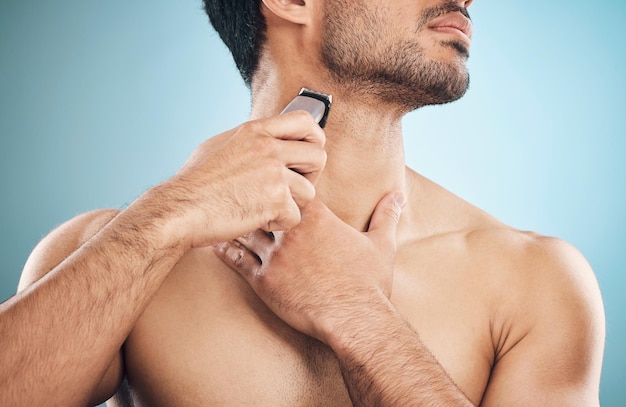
[124,247,494,406]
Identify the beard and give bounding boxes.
[321,1,470,111]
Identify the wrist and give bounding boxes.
[121,182,195,253]
[320,288,399,353]
[144,175,248,249]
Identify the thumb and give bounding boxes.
[367,191,407,249]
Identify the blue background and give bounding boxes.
[0,1,624,405]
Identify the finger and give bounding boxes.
[366,191,407,252]
[237,229,276,264]
[285,169,316,208]
[262,110,326,146]
[213,241,262,279]
[299,198,329,223]
[266,195,301,232]
[277,140,327,180]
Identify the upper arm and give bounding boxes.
[481,237,605,406]
[19,209,121,291]
[18,209,127,406]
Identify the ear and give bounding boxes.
[261,0,313,26]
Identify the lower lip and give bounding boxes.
[430,26,471,46]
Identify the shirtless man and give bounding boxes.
[1,0,604,406]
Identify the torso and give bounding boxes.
[120,171,532,406]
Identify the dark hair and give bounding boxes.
[202,0,267,86]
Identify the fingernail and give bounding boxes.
[394,192,407,209]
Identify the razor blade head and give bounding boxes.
[280,87,333,128]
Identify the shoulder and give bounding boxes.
[466,227,601,309]
[403,169,604,399]
[444,228,604,402]
[471,228,604,391]
[18,209,121,291]
[427,222,603,326]
[469,231,604,403]
[462,223,604,332]
[467,226,592,277]
[405,168,601,303]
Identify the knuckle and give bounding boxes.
[225,244,247,269]
[232,250,248,269]
[253,268,269,286]
[319,129,327,147]
[310,125,326,146]
[385,205,402,224]
[257,136,280,156]
[268,156,285,174]
[293,109,316,124]
[301,180,316,202]
[277,203,301,230]
[259,156,285,184]
[287,206,302,228]
[317,148,328,169]
[263,191,297,231]
[267,180,289,203]
[239,120,264,135]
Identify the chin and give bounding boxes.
[321,36,470,111]
[396,63,470,111]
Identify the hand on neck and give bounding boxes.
[250,69,408,232]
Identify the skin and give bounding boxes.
[3,0,604,406]
[3,111,326,406]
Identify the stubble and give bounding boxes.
[321,1,471,111]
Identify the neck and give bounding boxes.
[250,75,407,232]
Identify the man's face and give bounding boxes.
[321,0,473,111]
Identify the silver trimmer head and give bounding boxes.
[280,88,332,128]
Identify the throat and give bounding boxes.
[315,126,406,232]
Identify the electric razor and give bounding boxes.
[280,88,332,128]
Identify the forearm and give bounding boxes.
[0,190,186,406]
[327,293,474,407]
